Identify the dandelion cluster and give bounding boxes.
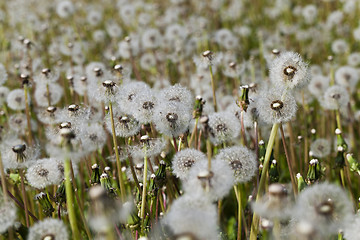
[1,0,360,240]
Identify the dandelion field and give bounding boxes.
[1,0,360,239]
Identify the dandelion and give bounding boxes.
[294,182,353,237]
[105,110,141,138]
[117,81,151,115]
[183,159,234,201]
[6,88,27,110]
[269,51,310,90]
[26,158,63,189]
[141,28,163,49]
[154,102,191,138]
[310,139,331,158]
[207,111,240,145]
[130,88,158,124]
[162,195,219,240]
[159,84,194,110]
[215,146,257,184]
[172,149,207,180]
[78,122,107,153]
[331,39,349,54]
[56,0,75,18]
[335,66,359,90]
[308,75,330,97]
[321,85,350,110]
[252,183,293,220]
[28,218,69,240]
[34,82,63,107]
[257,89,297,124]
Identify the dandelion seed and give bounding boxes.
[159,84,194,111]
[0,193,17,234]
[0,86,9,105]
[163,194,219,240]
[335,66,359,90]
[117,81,151,115]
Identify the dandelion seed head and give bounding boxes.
[269,51,310,90]
[257,90,297,124]
[207,111,240,145]
[310,139,331,158]
[0,63,8,85]
[321,85,349,110]
[335,66,359,90]
[294,182,353,236]
[172,149,207,180]
[154,102,191,138]
[215,146,257,184]
[28,218,68,240]
[183,159,234,201]
[7,88,27,110]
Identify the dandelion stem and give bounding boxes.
[140,148,148,235]
[0,152,8,202]
[250,123,279,240]
[206,139,212,171]
[64,158,80,239]
[279,124,297,196]
[19,169,30,227]
[189,117,199,148]
[209,65,218,112]
[24,85,33,144]
[109,102,126,201]
[234,185,242,240]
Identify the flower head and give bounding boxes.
[269,51,310,90]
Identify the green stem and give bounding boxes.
[234,185,242,240]
[109,102,126,201]
[19,170,30,227]
[24,85,33,144]
[250,123,279,240]
[64,158,80,239]
[140,149,148,235]
[188,117,199,148]
[209,65,217,112]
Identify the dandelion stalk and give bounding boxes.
[109,102,126,201]
[64,158,81,239]
[250,123,279,240]
[140,146,148,235]
[0,152,8,202]
[234,184,242,240]
[279,124,297,196]
[19,169,30,227]
[209,64,218,112]
[23,84,33,144]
